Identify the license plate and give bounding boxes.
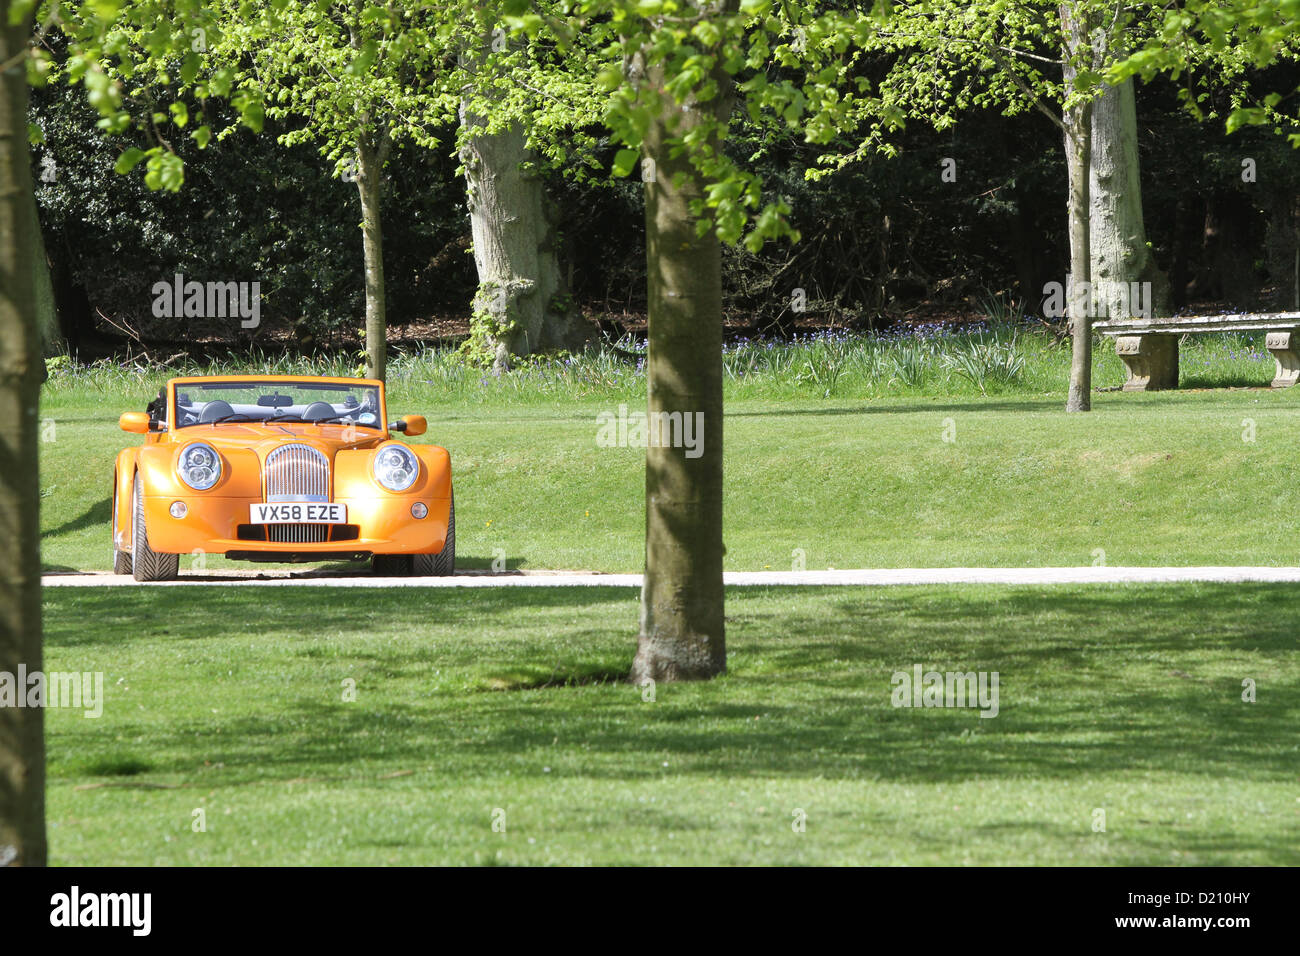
[250,503,347,524]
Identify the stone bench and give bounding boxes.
[1093,312,1300,391]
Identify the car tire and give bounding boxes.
[131,474,179,582]
[418,498,455,576]
[372,499,455,577]
[112,479,133,575]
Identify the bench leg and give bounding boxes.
[1115,335,1178,391]
[1266,329,1300,388]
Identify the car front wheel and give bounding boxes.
[131,474,179,582]
[372,498,455,577]
[416,498,454,577]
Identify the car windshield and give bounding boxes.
[174,381,383,429]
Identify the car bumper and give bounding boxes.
[141,494,451,556]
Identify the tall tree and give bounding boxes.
[1100,2,1300,316]
[558,0,887,679]
[1060,1,1094,411]
[838,0,1175,411]
[1,0,271,865]
[210,2,459,380]
[0,0,47,868]
[461,114,580,369]
[24,177,57,358]
[458,27,595,368]
[122,3,600,375]
[627,3,737,682]
[123,0,458,380]
[1087,60,1171,325]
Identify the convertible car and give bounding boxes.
[112,374,453,581]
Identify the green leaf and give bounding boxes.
[113,147,146,175]
[180,52,202,86]
[232,89,265,133]
[87,0,124,23]
[1226,107,1265,134]
[611,148,639,178]
[346,39,378,76]
[502,13,544,35]
[209,68,234,98]
[26,52,50,88]
[596,65,624,92]
[7,0,39,27]
[144,152,185,193]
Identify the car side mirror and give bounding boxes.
[389,415,426,437]
[119,412,151,434]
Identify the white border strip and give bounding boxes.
[39,567,1300,588]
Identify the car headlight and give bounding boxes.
[177,442,222,490]
[373,444,418,492]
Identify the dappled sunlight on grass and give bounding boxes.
[41,583,1300,865]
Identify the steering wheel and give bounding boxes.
[200,400,234,423]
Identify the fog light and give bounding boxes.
[169,501,188,519]
[410,502,428,519]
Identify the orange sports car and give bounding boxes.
[111,374,454,581]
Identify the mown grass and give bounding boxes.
[42,583,1300,865]
[40,328,1300,572]
[37,328,1298,866]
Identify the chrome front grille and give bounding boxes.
[263,443,330,544]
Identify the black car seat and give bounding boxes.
[302,401,336,422]
[200,399,234,423]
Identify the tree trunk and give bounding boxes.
[460,94,588,369]
[1061,2,1093,413]
[0,0,48,867]
[1088,64,1171,323]
[629,5,736,684]
[24,189,57,358]
[355,136,387,381]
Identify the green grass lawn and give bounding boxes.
[35,335,1300,865]
[41,375,1300,572]
[43,583,1299,865]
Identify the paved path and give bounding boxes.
[39,567,1300,588]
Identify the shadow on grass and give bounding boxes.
[43,583,1300,824]
[44,584,637,648]
[45,496,111,538]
